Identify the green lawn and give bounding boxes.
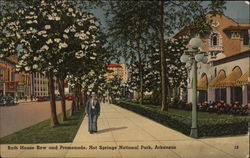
[0,109,85,144]
[142,104,247,120]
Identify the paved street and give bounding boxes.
[0,102,248,158]
[0,101,72,138]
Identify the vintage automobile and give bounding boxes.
[0,95,18,106]
[66,95,73,100]
[37,96,46,102]
[55,96,62,101]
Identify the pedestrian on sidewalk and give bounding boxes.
[85,92,100,134]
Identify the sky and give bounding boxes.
[91,1,250,28]
[224,1,249,23]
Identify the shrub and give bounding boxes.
[172,100,249,116]
[118,101,191,135]
[116,101,249,137]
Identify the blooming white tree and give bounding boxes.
[0,0,102,127]
[147,36,189,89]
[128,35,189,104]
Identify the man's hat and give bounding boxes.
[91,92,96,96]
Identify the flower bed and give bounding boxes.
[185,100,250,116]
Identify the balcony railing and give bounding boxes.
[209,45,223,51]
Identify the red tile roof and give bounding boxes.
[223,25,250,31]
[106,64,122,68]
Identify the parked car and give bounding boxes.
[0,95,18,106]
[55,96,62,101]
[37,96,45,102]
[44,96,50,101]
[66,96,73,100]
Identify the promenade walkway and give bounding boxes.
[0,102,248,158]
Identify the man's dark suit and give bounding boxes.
[85,98,100,133]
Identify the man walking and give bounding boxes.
[85,92,100,134]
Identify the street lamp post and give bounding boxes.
[180,37,208,138]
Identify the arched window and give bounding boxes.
[211,33,219,46]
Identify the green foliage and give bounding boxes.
[106,1,226,101]
[0,0,113,94]
[198,118,248,137]
[105,76,123,102]
[116,101,248,137]
[169,95,186,109]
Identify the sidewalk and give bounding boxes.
[0,102,248,158]
[17,99,35,103]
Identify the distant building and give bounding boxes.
[32,72,49,97]
[31,73,65,97]
[105,64,128,83]
[0,56,64,98]
[16,72,30,99]
[0,56,31,98]
[0,57,18,98]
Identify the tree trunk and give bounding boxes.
[48,74,59,127]
[79,89,83,108]
[137,41,143,105]
[58,79,67,121]
[71,86,77,116]
[83,87,87,108]
[71,99,75,116]
[160,0,168,111]
[76,85,80,110]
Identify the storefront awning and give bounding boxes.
[197,75,207,90]
[208,71,226,88]
[236,70,249,86]
[217,67,242,87]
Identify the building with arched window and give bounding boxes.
[174,13,250,105]
[209,32,223,51]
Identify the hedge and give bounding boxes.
[116,101,249,137]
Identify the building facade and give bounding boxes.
[0,56,31,98]
[32,72,49,97]
[105,64,128,83]
[31,72,62,97]
[178,14,250,105]
[0,57,62,98]
[0,57,17,98]
[16,72,30,99]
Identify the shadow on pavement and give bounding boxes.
[97,126,128,134]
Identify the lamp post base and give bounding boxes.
[190,128,198,138]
